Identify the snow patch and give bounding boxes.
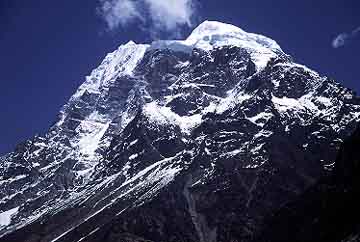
[216,91,251,113]
[247,112,273,127]
[144,102,202,134]
[75,111,110,160]
[128,139,138,147]
[272,93,336,118]
[316,96,332,107]
[250,143,265,154]
[274,62,319,78]
[129,153,139,161]
[226,148,243,156]
[0,207,19,226]
[272,95,302,112]
[253,130,273,139]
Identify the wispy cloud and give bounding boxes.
[97,0,143,30]
[332,26,360,48]
[97,0,198,38]
[144,0,195,32]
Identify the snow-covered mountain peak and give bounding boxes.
[123,40,137,47]
[147,21,285,69]
[71,41,149,100]
[187,20,276,47]
[183,21,283,69]
[187,20,243,36]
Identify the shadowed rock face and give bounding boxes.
[255,124,360,242]
[1,21,360,242]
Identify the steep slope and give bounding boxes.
[256,124,360,242]
[1,21,360,242]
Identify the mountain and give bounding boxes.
[1,21,360,242]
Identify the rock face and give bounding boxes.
[0,21,360,242]
[256,124,360,242]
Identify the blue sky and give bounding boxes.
[0,0,359,154]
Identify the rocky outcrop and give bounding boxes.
[256,124,360,242]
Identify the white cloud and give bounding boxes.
[97,0,198,38]
[332,33,349,48]
[332,26,360,48]
[144,0,195,31]
[97,0,143,30]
